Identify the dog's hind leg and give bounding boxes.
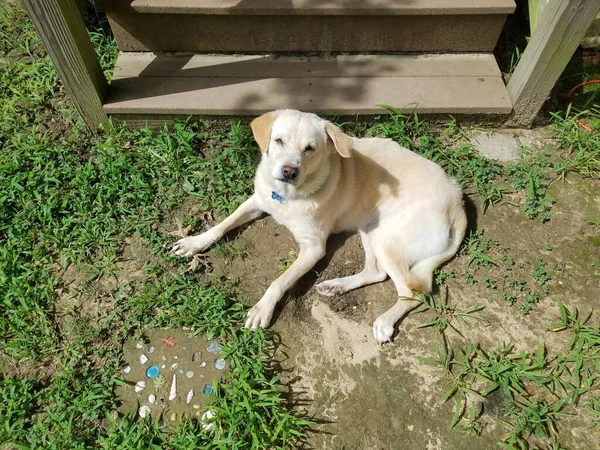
[315,231,387,297]
[370,241,421,344]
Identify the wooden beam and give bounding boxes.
[21,0,109,131]
[507,0,600,127]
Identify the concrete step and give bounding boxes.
[97,0,515,52]
[103,52,512,120]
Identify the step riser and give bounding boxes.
[107,13,508,52]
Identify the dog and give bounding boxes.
[172,109,466,343]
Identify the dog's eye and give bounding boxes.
[275,138,284,146]
[304,145,315,154]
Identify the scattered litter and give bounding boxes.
[186,371,194,378]
[139,405,151,418]
[179,369,184,374]
[169,374,177,401]
[170,363,179,370]
[207,342,222,354]
[192,352,202,362]
[174,355,179,359]
[214,358,226,370]
[148,394,156,404]
[140,354,148,365]
[134,381,146,393]
[146,365,159,379]
[182,326,191,331]
[193,404,200,409]
[135,341,143,349]
[201,362,207,368]
[161,364,166,369]
[162,336,176,347]
[122,365,131,374]
[201,411,216,431]
[148,346,155,353]
[186,389,194,404]
[202,384,214,396]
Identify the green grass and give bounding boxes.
[2,2,600,448]
[0,3,310,448]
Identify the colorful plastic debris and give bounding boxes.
[202,384,214,396]
[140,354,148,365]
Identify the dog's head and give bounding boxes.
[251,110,353,186]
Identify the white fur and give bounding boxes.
[172,110,467,343]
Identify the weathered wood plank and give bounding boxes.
[21,0,109,130]
[508,0,600,127]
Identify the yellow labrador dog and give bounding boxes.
[172,110,466,343]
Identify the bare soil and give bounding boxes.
[203,173,600,449]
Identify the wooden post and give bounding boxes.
[507,0,600,127]
[21,0,109,131]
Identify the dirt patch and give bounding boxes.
[198,173,600,449]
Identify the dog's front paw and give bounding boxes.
[171,234,214,258]
[372,314,395,344]
[315,279,346,297]
[244,300,275,329]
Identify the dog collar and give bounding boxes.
[271,191,284,203]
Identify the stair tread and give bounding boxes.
[104,53,512,116]
[98,0,516,15]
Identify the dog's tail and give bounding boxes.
[406,206,467,294]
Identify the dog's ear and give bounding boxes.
[250,112,277,153]
[325,122,353,158]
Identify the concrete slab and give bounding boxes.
[469,129,520,162]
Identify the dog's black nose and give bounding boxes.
[281,164,298,181]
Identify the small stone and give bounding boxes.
[140,354,148,365]
[148,394,156,404]
[139,405,151,418]
[174,355,179,359]
[201,362,207,368]
[193,404,201,409]
[162,355,167,361]
[179,369,184,374]
[135,341,143,349]
[170,363,179,370]
[170,412,177,422]
[196,411,201,417]
[186,371,194,378]
[122,365,131,374]
[146,365,159,379]
[202,384,214,396]
[161,365,166,369]
[214,358,226,370]
[192,352,202,362]
[134,381,146,393]
[182,326,191,331]
[148,346,155,353]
